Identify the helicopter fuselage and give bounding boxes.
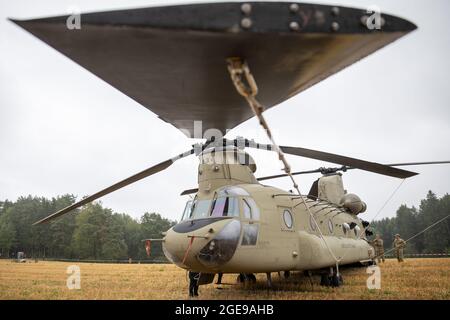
[163,148,374,274]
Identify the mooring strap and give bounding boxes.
[182,236,196,265]
[226,57,341,267]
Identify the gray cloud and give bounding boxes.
[1,0,449,223]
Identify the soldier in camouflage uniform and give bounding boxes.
[393,234,406,262]
[371,234,385,263]
[188,271,200,297]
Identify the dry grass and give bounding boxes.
[0,258,449,300]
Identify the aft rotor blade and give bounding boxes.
[279,146,417,179]
[229,139,417,178]
[258,160,450,181]
[180,188,199,196]
[383,161,450,167]
[33,148,195,225]
[333,161,450,172]
[256,169,322,182]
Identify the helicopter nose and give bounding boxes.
[163,218,241,270]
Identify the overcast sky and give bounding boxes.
[1,0,449,223]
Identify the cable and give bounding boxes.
[338,174,406,262]
[227,58,341,271]
[383,213,450,257]
[370,179,405,222]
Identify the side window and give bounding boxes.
[242,198,260,220]
[283,210,293,229]
[241,224,259,246]
[328,219,334,233]
[343,223,350,235]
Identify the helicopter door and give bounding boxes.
[279,207,295,232]
[240,198,260,246]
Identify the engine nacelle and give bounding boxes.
[340,193,367,215]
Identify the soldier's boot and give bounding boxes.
[194,285,199,297]
[189,283,195,297]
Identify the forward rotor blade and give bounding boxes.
[279,146,417,179]
[33,149,195,225]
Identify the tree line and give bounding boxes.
[0,195,175,260]
[370,191,450,254]
[0,191,449,260]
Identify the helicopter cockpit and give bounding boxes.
[180,186,259,221]
[167,186,261,268]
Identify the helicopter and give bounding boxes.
[10,2,449,289]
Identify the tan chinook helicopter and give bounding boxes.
[12,2,450,289]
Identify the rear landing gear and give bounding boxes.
[236,273,257,284]
[320,268,343,287]
[266,272,272,288]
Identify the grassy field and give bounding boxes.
[0,258,449,300]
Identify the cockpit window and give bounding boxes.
[242,198,260,220]
[189,199,212,220]
[217,186,250,197]
[241,224,259,245]
[181,200,193,221]
[243,199,251,219]
[181,190,258,221]
[210,197,239,217]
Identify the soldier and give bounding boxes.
[371,234,385,263]
[393,234,406,262]
[216,273,223,285]
[188,271,200,297]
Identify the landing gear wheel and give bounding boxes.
[283,271,290,279]
[320,273,343,287]
[237,273,257,284]
[331,274,340,287]
[320,273,331,286]
[237,274,246,283]
[330,274,343,287]
[246,274,257,283]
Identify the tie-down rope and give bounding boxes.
[226,58,341,273]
